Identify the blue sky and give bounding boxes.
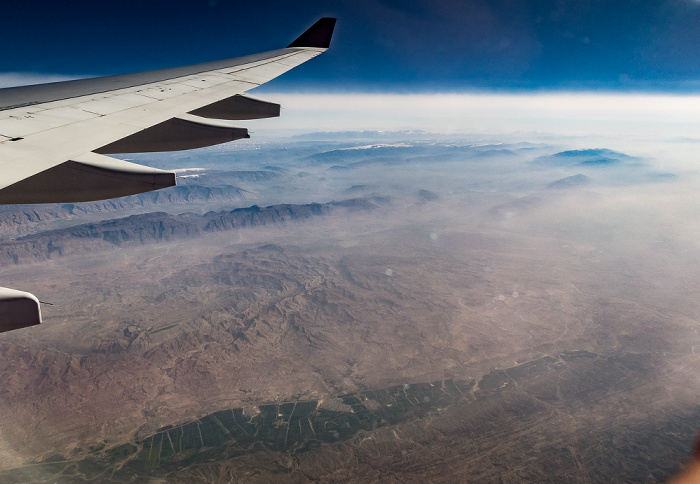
[4,0,700,92]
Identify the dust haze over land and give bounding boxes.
[0,126,699,481]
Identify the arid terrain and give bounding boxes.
[0,135,698,482]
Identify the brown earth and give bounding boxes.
[0,195,697,481]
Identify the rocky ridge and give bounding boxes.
[0,198,382,265]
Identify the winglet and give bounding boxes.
[288,18,336,49]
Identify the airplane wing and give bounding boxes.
[0,17,336,332]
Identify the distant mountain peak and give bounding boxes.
[534,148,640,167]
[552,148,630,159]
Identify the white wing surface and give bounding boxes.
[0,17,336,204]
[0,17,335,332]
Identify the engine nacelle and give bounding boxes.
[0,287,41,333]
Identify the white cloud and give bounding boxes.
[246,92,700,146]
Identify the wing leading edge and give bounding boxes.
[0,17,336,332]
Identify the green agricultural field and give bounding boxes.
[2,352,598,482]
